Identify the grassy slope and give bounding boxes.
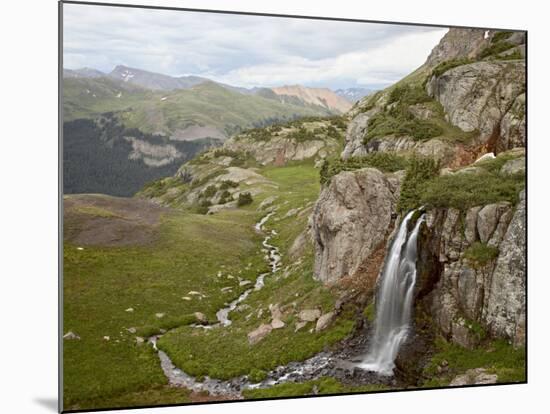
[63,205,268,410]
[157,161,355,382]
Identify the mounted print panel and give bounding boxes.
[60,1,526,412]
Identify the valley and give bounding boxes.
[63,27,526,411]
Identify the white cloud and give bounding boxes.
[63,3,447,89]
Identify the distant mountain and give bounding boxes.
[108,65,209,91]
[63,67,105,79]
[271,85,352,113]
[335,87,375,103]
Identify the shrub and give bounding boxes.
[218,190,233,205]
[237,192,253,207]
[479,41,515,59]
[248,368,267,383]
[288,126,317,142]
[397,156,440,212]
[320,153,409,185]
[418,170,524,210]
[429,57,474,79]
[196,199,212,215]
[364,111,442,143]
[491,31,513,44]
[200,185,217,199]
[219,180,239,190]
[388,84,432,106]
[464,242,500,268]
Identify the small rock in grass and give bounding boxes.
[239,280,251,287]
[450,368,498,386]
[76,247,84,251]
[194,312,208,324]
[135,337,145,345]
[298,309,321,322]
[155,313,165,319]
[227,275,234,279]
[126,327,137,334]
[188,291,202,296]
[221,287,233,293]
[315,312,336,332]
[295,321,307,332]
[271,318,285,329]
[182,296,192,301]
[63,331,80,340]
[103,336,110,341]
[248,324,273,345]
[125,308,134,312]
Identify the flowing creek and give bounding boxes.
[148,211,423,397]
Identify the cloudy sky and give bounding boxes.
[63,3,448,90]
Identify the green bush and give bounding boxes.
[464,242,499,268]
[237,192,253,207]
[248,368,267,383]
[429,57,474,79]
[364,111,442,143]
[288,126,317,142]
[388,84,432,106]
[200,185,217,199]
[320,153,409,185]
[479,41,515,59]
[491,31,513,44]
[219,180,239,190]
[218,190,233,205]
[418,170,524,210]
[195,199,212,215]
[397,156,440,212]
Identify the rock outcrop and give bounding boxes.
[311,168,401,283]
[225,135,338,166]
[426,61,525,151]
[416,190,526,348]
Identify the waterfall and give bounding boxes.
[359,210,424,376]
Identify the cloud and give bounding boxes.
[63,3,447,89]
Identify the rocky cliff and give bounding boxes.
[417,189,526,348]
[341,29,525,164]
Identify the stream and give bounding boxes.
[147,211,415,398]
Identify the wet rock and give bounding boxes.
[63,331,80,340]
[194,312,207,324]
[315,312,336,332]
[450,368,498,386]
[248,324,273,345]
[271,319,285,329]
[298,309,321,322]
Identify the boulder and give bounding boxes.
[135,337,145,345]
[248,324,273,345]
[312,168,399,283]
[315,312,336,332]
[450,368,498,386]
[341,112,371,159]
[298,309,321,322]
[427,61,525,150]
[294,321,308,332]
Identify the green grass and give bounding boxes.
[418,170,524,210]
[398,156,440,212]
[363,303,376,323]
[320,153,408,184]
[464,242,500,268]
[422,337,526,387]
[63,208,267,410]
[243,377,389,399]
[429,58,474,79]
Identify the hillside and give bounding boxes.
[271,85,352,113]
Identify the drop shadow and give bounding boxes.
[33,398,58,412]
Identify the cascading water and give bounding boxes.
[359,210,424,376]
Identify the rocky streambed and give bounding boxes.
[146,212,393,399]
